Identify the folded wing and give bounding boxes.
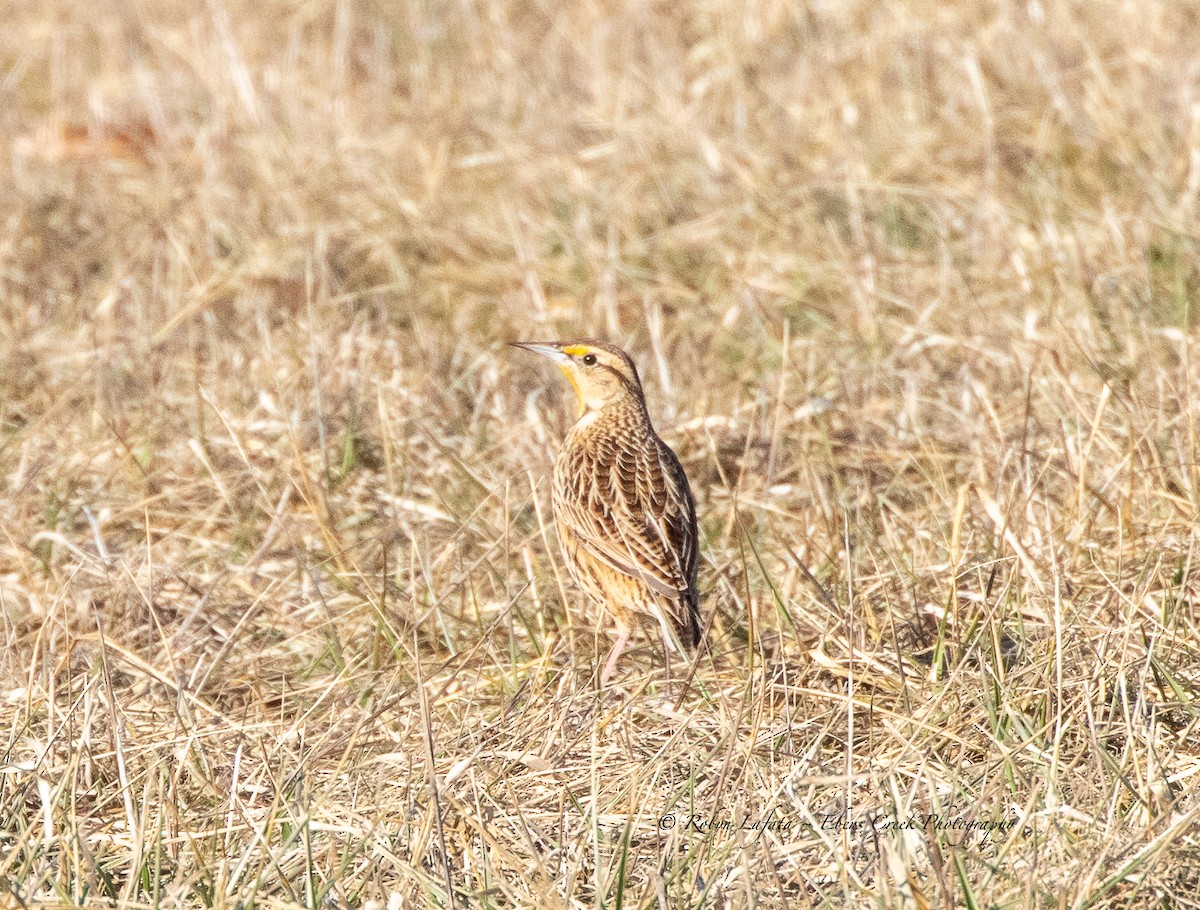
[555,435,699,633]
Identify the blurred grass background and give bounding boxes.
[2,0,1200,906]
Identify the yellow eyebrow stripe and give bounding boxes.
[561,345,591,356]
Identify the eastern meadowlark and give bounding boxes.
[511,340,701,685]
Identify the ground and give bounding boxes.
[2,0,1200,907]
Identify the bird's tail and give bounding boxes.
[680,587,701,649]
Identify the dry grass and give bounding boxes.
[3,0,1200,906]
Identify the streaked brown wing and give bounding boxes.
[554,434,697,600]
[655,440,699,595]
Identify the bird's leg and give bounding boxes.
[661,617,694,697]
[651,609,686,690]
[661,626,673,697]
[599,623,632,687]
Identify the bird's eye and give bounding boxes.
[581,353,597,366]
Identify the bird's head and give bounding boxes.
[510,340,643,414]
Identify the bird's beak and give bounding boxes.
[509,342,571,365]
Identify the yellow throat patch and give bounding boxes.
[557,363,584,411]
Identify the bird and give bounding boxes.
[510,339,701,685]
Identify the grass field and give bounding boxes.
[3,0,1200,906]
